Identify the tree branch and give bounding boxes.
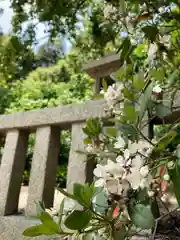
[152,110,180,125]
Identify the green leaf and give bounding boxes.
[167,70,178,87]
[113,225,126,240]
[123,87,135,101]
[110,67,124,81]
[133,72,144,90]
[105,127,116,137]
[93,188,108,215]
[83,118,101,137]
[136,188,149,203]
[155,130,177,150]
[23,224,56,237]
[128,203,155,229]
[73,183,95,207]
[138,82,153,122]
[120,38,135,63]
[142,26,159,42]
[84,138,92,144]
[150,69,165,81]
[120,38,131,60]
[40,212,60,233]
[64,210,92,230]
[116,123,139,141]
[156,104,171,118]
[124,103,137,122]
[169,158,180,205]
[58,198,65,227]
[176,145,180,158]
[135,43,147,58]
[36,200,46,217]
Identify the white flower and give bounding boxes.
[161,194,168,203]
[128,140,151,155]
[116,152,131,168]
[167,161,174,168]
[86,144,94,153]
[106,179,122,195]
[159,6,166,13]
[124,149,130,160]
[116,155,124,164]
[153,85,162,94]
[114,136,126,149]
[140,165,149,178]
[148,43,158,61]
[93,164,107,178]
[138,141,152,157]
[104,159,124,178]
[148,191,155,197]
[125,155,143,189]
[106,179,130,196]
[128,141,140,154]
[104,83,123,108]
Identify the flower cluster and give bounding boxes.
[93,135,153,201]
[103,83,124,109]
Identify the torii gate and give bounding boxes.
[83,52,180,128]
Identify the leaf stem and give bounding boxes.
[134,126,155,146]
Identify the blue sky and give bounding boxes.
[0,0,13,33]
[0,0,72,53]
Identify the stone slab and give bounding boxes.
[0,100,109,132]
[0,215,60,240]
[83,53,122,78]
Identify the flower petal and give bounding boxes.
[124,149,130,160]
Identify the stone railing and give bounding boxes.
[0,99,109,217]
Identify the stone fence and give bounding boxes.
[0,99,109,218]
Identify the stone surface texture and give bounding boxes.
[0,130,29,215]
[83,52,122,78]
[0,99,108,132]
[25,126,60,216]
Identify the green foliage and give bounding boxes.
[23,212,61,236]
[83,118,101,138]
[73,183,95,208]
[0,35,36,82]
[128,202,155,229]
[64,210,92,230]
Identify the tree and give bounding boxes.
[0,34,36,83]
[4,46,95,187]
[36,41,63,67]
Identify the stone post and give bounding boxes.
[66,123,95,193]
[25,126,60,216]
[0,130,29,215]
[93,78,101,95]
